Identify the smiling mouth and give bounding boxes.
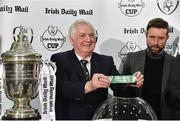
[84,44,93,47]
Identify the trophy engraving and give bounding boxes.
[1,26,42,120]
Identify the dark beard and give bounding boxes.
[149,45,163,54]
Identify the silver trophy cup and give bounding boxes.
[1,26,42,120]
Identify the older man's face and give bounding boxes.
[70,24,96,58]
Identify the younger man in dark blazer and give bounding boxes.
[121,18,175,119]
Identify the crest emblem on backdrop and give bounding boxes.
[118,41,141,63]
[157,0,179,15]
[118,0,145,17]
[40,25,66,51]
[165,43,179,56]
[165,36,179,57]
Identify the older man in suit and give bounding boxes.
[121,18,175,119]
[51,19,144,120]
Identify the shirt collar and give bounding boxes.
[74,52,91,62]
[146,48,165,60]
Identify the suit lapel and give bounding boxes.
[161,53,171,92]
[135,50,146,74]
[90,53,100,79]
[140,50,146,74]
[69,50,86,81]
[138,50,146,96]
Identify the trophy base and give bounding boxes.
[1,109,41,120]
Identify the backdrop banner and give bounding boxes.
[0,0,179,119]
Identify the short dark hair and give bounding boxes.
[146,18,169,35]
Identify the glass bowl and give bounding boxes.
[93,96,157,120]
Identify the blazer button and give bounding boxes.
[74,98,81,101]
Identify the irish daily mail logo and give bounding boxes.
[157,0,179,15]
[118,0,145,17]
[40,25,66,51]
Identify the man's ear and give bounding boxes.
[145,31,148,37]
[69,36,74,45]
[95,30,98,42]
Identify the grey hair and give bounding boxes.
[68,19,96,39]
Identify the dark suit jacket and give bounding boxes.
[121,49,175,119]
[166,55,180,119]
[51,49,119,120]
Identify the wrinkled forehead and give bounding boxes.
[71,24,95,37]
[75,23,94,31]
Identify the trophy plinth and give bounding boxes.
[2,109,41,120]
[1,26,42,120]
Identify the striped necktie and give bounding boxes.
[80,60,89,81]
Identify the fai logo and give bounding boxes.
[40,25,66,51]
[118,0,145,17]
[157,0,179,15]
[118,42,141,63]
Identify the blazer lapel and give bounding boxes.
[139,50,146,74]
[133,50,146,74]
[90,53,100,79]
[69,50,86,81]
[161,53,171,92]
[138,50,146,96]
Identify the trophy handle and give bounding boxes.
[44,60,57,73]
[13,26,33,43]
